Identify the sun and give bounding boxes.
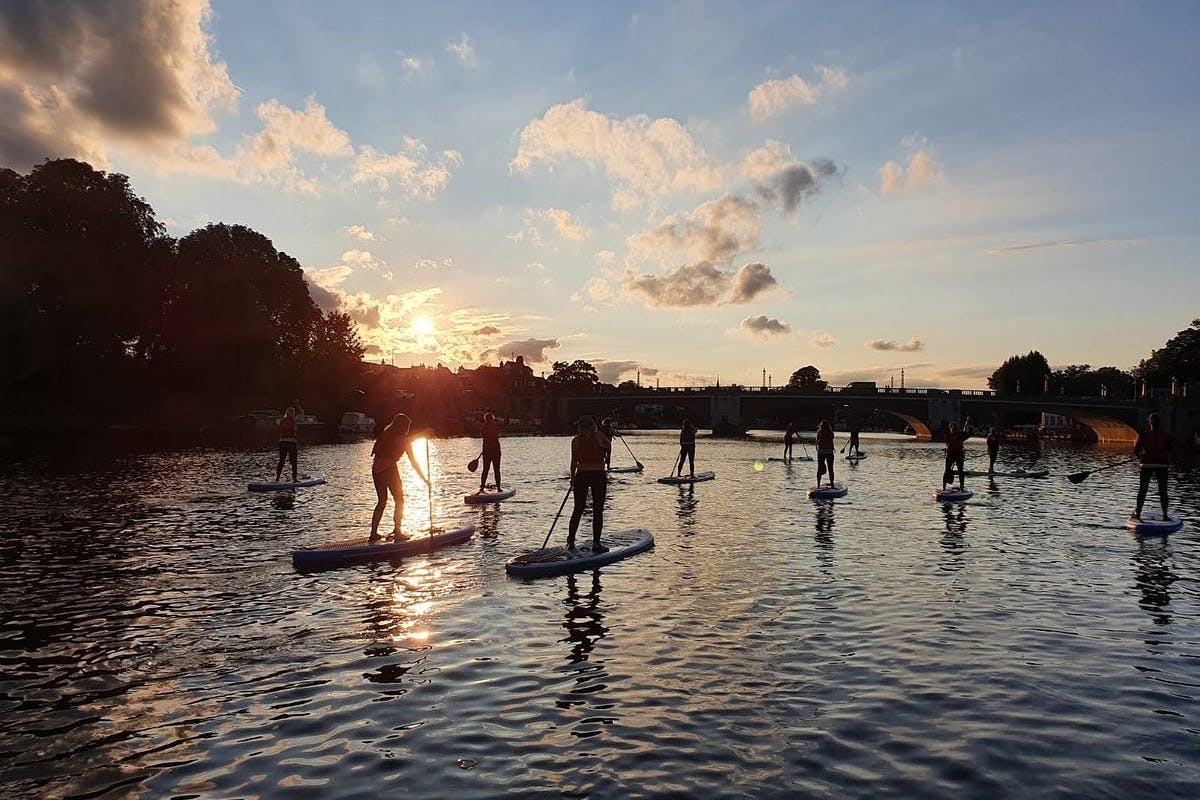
[411,316,435,335]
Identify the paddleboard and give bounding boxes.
[464,487,517,504]
[608,464,645,474]
[807,483,847,500]
[846,453,867,462]
[934,488,973,502]
[505,529,654,578]
[292,524,475,570]
[1125,512,1183,535]
[248,476,325,493]
[767,456,814,462]
[657,471,716,485]
[963,469,1049,478]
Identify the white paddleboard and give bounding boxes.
[934,488,973,502]
[807,483,847,499]
[846,453,867,462]
[506,529,654,578]
[464,487,517,504]
[767,456,814,462]
[248,476,325,493]
[608,464,645,474]
[1125,512,1183,535]
[963,469,1049,478]
[657,471,715,485]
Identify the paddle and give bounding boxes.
[541,479,575,548]
[425,437,436,538]
[1067,457,1139,484]
[616,432,644,470]
[467,450,483,472]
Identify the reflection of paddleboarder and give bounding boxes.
[567,416,609,554]
[1132,412,1171,522]
[675,419,697,477]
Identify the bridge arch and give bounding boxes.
[885,411,932,441]
[1065,412,1139,444]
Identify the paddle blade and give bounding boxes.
[467,458,479,472]
[1066,470,1090,484]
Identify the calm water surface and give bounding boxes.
[1,433,1198,798]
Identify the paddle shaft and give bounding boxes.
[541,480,575,549]
[426,437,434,537]
[1068,456,1140,483]
[617,433,642,466]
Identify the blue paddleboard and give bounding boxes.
[506,529,654,578]
[464,487,517,504]
[657,471,715,485]
[1125,513,1183,535]
[807,483,847,500]
[292,524,474,570]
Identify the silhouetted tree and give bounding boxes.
[787,365,827,392]
[989,351,1051,394]
[1050,364,1135,397]
[547,360,600,390]
[1136,318,1200,386]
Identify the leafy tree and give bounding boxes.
[547,359,600,390]
[1136,318,1200,386]
[1050,364,1135,397]
[617,379,640,391]
[787,365,827,392]
[988,351,1051,394]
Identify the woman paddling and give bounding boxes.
[986,427,1001,476]
[783,421,797,463]
[1132,412,1172,521]
[942,420,973,491]
[370,414,430,542]
[815,419,836,487]
[477,411,505,493]
[675,418,697,477]
[567,415,609,554]
[275,404,300,483]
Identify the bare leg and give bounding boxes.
[370,473,389,539]
[276,448,285,481]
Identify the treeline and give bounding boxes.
[0,159,364,426]
[989,319,1200,397]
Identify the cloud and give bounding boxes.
[880,138,945,195]
[986,237,1142,254]
[866,336,925,352]
[813,332,837,348]
[344,224,378,241]
[592,359,651,384]
[306,278,342,312]
[740,141,841,212]
[625,261,778,307]
[0,0,238,170]
[446,34,478,67]
[472,325,502,336]
[739,314,792,337]
[353,141,462,198]
[413,257,454,271]
[511,98,722,210]
[482,338,561,364]
[748,66,848,123]
[510,208,593,245]
[306,265,353,288]
[402,56,426,74]
[628,194,762,265]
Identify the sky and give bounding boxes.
[2,0,1199,388]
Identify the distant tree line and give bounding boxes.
[0,159,364,424]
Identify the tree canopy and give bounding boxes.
[787,366,827,392]
[1136,318,1200,386]
[547,359,600,390]
[988,351,1051,394]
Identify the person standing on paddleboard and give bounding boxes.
[942,420,973,491]
[1133,412,1172,522]
[599,417,615,471]
[370,414,430,543]
[848,419,862,457]
[784,421,797,463]
[986,427,1001,476]
[567,415,609,554]
[477,411,505,493]
[275,405,300,483]
[816,419,836,487]
[676,419,697,477]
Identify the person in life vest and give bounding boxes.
[370,414,430,542]
[676,419,698,477]
[783,421,797,462]
[942,419,973,491]
[275,405,299,482]
[567,415,610,553]
[1133,412,1172,521]
[815,419,836,487]
[477,411,506,493]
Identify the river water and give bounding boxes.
[1,432,1198,798]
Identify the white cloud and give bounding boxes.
[446,34,478,67]
[739,315,792,337]
[880,138,945,194]
[354,143,462,198]
[512,99,722,210]
[511,208,593,245]
[813,332,837,348]
[344,224,378,241]
[402,56,426,74]
[866,336,925,352]
[748,66,848,123]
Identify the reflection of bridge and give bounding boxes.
[555,386,1199,444]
